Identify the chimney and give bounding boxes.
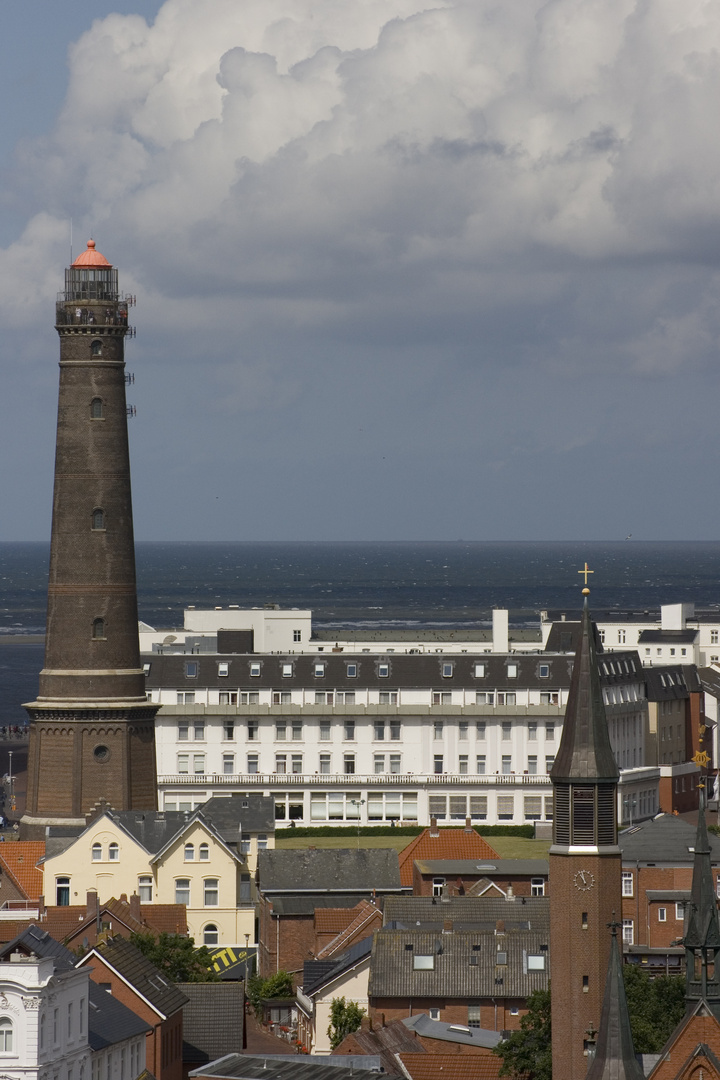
[443,919,453,933]
[429,818,439,838]
[505,885,516,902]
[380,1013,386,1028]
[38,895,46,919]
[496,920,505,933]
[464,817,473,833]
[86,890,99,920]
[129,892,142,921]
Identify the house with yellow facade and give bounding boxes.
[42,794,274,947]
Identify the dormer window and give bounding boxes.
[250,663,261,677]
[314,663,325,678]
[539,664,549,678]
[347,664,357,678]
[507,664,518,678]
[282,663,293,678]
[474,664,485,678]
[442,663,454,678]
[185,661,198,678]
[378,664,389,678]
[218,662,229,677]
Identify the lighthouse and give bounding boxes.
[22,240,158,833]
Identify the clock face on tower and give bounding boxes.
[573,869,595,891]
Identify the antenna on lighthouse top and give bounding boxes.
[70,218,73,267]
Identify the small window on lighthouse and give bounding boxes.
[91,398,104,418]
[91,340,103,356]
[92,509,105,530]
[92,618,105,639]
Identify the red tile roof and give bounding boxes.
[0,843,45,901]
[398,1054,504,1080]
[398,829,500,887]
[315,908,363,935]
[41,900,188,945]
[317,901,382,959]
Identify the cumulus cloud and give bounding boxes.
[2,0,720,539]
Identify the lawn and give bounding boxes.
[275,832,551,858]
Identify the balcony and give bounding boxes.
[158,771,552,788]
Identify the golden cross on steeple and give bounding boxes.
[578,562,594,586]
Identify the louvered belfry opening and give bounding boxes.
[553,783,617,847]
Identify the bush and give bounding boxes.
[275,823,534,839]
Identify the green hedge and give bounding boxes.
[275,823,535,839]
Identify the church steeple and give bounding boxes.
[586,920,645,1080]
[549,580,622,1080]
[550,592,619,850]
[684,792,720,1011]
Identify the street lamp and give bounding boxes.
[7,751,13,815]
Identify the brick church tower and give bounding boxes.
[22,241,158,834]
[549,589,622,1080]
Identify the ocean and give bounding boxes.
[2,539,720,725]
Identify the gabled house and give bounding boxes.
[43,794,274,946]
[297,936,374,1053]
[398,824,500,889]
[77,935,188,1080]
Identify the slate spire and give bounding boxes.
[586,921,645,1080]
[551,594,619,784]
[684,790,720,1010]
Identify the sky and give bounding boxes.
[1,0,720,542]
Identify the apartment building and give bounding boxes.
[142,611,657,828]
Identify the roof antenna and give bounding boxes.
[70,218,73,266]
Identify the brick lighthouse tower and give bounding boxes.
[22,240,158,834]
[549,581,622,1080]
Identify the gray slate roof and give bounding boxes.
[638,630,697,644]
[369,927,549,999]
[644,667,691,702]
[80,936,189,1018]
[618,815,720,865]
[49,795,274,862]
[258,848,402,894]
[146,651,576,691]
[88,983,152,1050]
[0,924,76,970]
[270,895,371,916]
[414,858,549,876]
[550,602,619,783]
[191,1055,395,1080]
[383,895,550,931]
[179,982,244,1064]
[303,935,373,996]
[402,1012,503,1048]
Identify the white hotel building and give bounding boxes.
[141,606,659,828]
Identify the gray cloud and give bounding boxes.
[1,0,720,540]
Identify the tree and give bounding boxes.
[494,988,552,1080]
[247,971,295,1016]
[129,931,220,982]
[328,997,366,1049]
[622,966,685,1053]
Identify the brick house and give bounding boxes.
[369,895,549,1031]
[398,824,500,888]
[257,848,405,980]
[411,858,548,898]
[77,935,188,1080]
[618,813,720,971]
